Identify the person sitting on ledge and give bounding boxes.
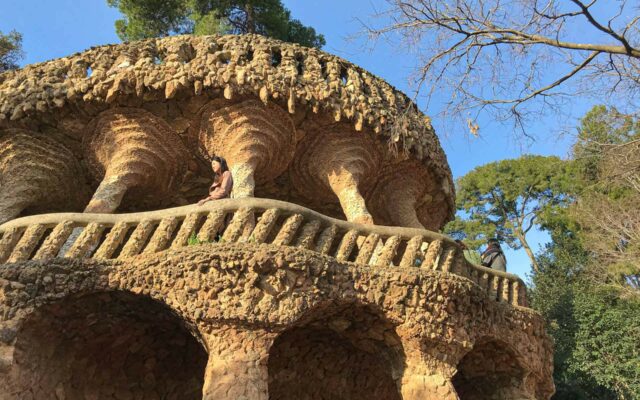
[480,238,507,272]
[198,156,233,205]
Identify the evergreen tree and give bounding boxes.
[444,155,573,272]
[451,106,640,398]
[107,0,325,48]
[530,106,640,399]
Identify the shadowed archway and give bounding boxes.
[452,338,532,400]
[8,291,208,399]
[268,303,404,400]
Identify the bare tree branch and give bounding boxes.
[363,0,640,136]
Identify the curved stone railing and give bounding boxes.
[0,198,527,307]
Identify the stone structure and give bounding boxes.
[0,34,554,399]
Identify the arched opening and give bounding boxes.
[268,303,403,400]
[8,291,207,399]
[452,338,530,400]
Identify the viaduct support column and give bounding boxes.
[0,130,88,225]
[368,161,454,231]
[84,108,188,213]
[202,327,276,400]
[399,340,461,400]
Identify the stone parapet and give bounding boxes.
[0,197,527,307]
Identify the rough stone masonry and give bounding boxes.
[0,34,554,399]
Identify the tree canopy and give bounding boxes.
[107,0,326,48]
[365,0,640,135]
[445,155,572,272]
[0,30,24,73]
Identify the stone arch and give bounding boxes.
[452,337,533,400]
[267,301,404,400]
[6,290,208,399]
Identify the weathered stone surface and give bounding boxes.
[290,129,381,224]
[84,107,189,212]
[4,291,207,400]
[199,99,296,199]
[0,198,533,307]
[0,34,454,228]
[367,160,453,230]
[0,33,553,400]
[0,130,89,225]
[0,243,555,399]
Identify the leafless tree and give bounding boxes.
[575,193,640,294]
[600,138,640,191]
[574,139,640,295]
[363,0,640,136]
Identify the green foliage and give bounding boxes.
[531,235,618,399]
[570,106,640,292]
[107,0,325,48]
[108,0,191,41]
[0,30,24,72]
[445,217,496,251]
[571,286,640,398]
[529,105,640,399]
[192,9,229,36]
[187,232,224,246]
[451,105,640,398]
[187,232,205,246]
[448,155,572,248]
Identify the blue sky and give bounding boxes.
[1,0,596,280]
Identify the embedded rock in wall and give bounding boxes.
[0,130,88,224]
[0,244,555,399]
[84,108,189,212]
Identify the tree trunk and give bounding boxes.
[245,4,255,33]
[516,230,541,273]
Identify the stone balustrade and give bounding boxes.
[0,197,527,308]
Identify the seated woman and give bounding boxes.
[198,156,233,205]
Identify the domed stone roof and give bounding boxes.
[0,34,454,229]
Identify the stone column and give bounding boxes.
[0,130,87,225]
[0,191,30,226]
[399,342,460,400]
[326,167,375,224]
[401,370,459,400]
[229,162,258,199]
[84,176,130,213]
[199,100,296,199]
[84,108,187,213]
[290,130,381,225]
[202,327,276,400]
[367,161,453,231]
